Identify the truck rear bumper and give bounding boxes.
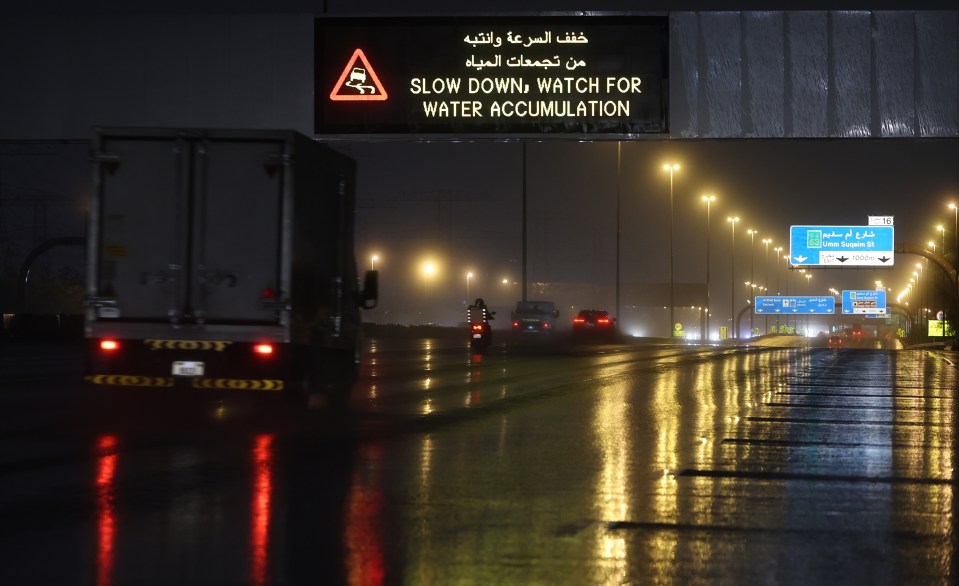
[85,337,291,392]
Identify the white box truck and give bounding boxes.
[84,127,376,409]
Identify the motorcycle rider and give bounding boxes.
[467,298,495,351]
[468,297,495,324]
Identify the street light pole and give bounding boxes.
[466,271,473,303]
[950,202,959,343]
[773,247,783,332]
[663,163,680,338]
[727,216,739,338]
[746,229,757,337]
[702,194,716,341]
[762,238,771,334]
[950,202,958,265]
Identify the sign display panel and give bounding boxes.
[789,225,895,267]
[315,16,668,135]
[928,320,956,337]
[754,296,836,315]
[841,290,887,315]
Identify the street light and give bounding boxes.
[371,254,379,271]
[949,202,958,263]
[727,216,740,338]
[773,246,783,332]
[747,229,758,336]
[701,194,716,341]
[466,271,473,303]
[762,238,772,334]
[663,163,681,337]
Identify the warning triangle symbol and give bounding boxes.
[329,48,389,102]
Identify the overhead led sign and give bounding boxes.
[314,16,668,135]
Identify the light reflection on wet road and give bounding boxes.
[0,339,956,584]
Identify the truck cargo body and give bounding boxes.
[84,128,374,400]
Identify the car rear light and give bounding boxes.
[543,322,550,329]
[100,339,120,351]
[573,317,586,324]
[254,343,274,355]
[597,317,611,325]
[512,321,520,328]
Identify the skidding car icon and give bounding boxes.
[346,68,376,94]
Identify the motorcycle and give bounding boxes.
[470,320,492,353]
[467,300,494,354]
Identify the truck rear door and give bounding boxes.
[191,138,284,323]
[95,135,189,321]
[94,132,285,325]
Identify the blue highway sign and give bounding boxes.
[842,289,888,315]
[789,225,894,267]
[754,296,836,315]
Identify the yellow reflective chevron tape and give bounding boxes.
[144,340,232,351]
[85,374,175,387]
[191,378,284,391]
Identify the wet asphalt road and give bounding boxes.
[1,336,957,585]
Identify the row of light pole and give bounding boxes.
[663,163,789,341]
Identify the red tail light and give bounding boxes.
[597,317,611,325]
[472,323,485,332]
[512,321,520,328]
[260,286,276,300]
[254,343,274,355]
[100,339,120,351]
[573,317,586,324]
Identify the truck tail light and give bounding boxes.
[100,339,120,352]
[254,343,274,355]
[260,286,276,300]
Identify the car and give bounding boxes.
[826,335,844,348]
[511,300,560,334]
[571,309,616,340]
